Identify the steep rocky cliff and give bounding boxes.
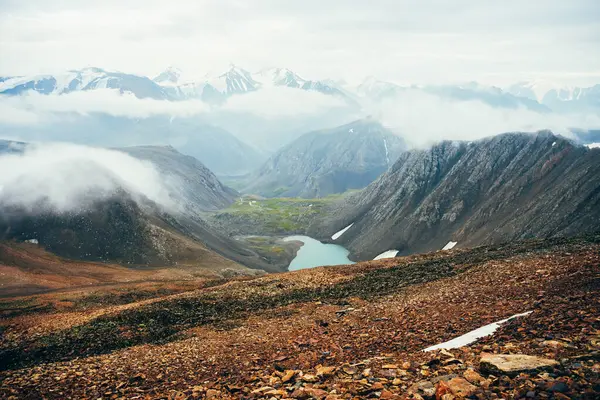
[311,132,600,259]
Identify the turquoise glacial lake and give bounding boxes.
[283,235,354,271]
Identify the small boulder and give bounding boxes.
[205,389,221,399]
[281,369,296,383]
[408,380,435,399]
[301,374,318,383]
[380,389,395,399]
[548,381,569,393]
[445,377,477,397]
[316,365,336,377]
[463,369,486,385]
[305,388,329,399]
[479,354,558,377]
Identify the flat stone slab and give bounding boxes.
[480,353,558,376]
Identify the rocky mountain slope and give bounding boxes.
[1,234,598,398]
[310,132,600,259]
[0,143,288,291]
[0,182,279,278]
[243,119,405,198]
[117,145,237,211]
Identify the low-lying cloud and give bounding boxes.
[0,87,347,125]
[1,87,599,154]
[221,86,347,118]
[366,90,600,148]
[0,90,210,124]
[0,142,175,213]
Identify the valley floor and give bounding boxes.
[1,235,599,399]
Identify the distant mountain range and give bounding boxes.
[243,119,405,198]
[508,81,600,113]
[0,65,355,105]
[1,115,265,176]
[357,78,551,112]
[310,132,600,259]
[2,65,598,114]
[0,67,172,99]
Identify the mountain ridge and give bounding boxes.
[242,119,406,198]
[309,131,600,259]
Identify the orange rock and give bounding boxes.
[264,389,288,396]
[301,374,318,382]
[446,377,477,397]
[205,389,221,399]
[436,380,452,399]
[305,388,329,399]
[316,365,336,377]
[463,369,485,385]
[281,370,296,383]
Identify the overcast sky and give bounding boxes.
[1,0,599,86]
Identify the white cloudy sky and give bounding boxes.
[0,0,599,85]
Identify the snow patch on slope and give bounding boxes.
[424,311,533,351]
[442,241,457,250]
[374,250,399,260]
[383,138,390,165]
[586,143,600,149]
[332,223,354,240]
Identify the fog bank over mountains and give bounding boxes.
[0,143,176,213]
[1,65,599,168]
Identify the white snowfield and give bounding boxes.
[331,223,354,240]
[374,250,399,260]
[586,143,600,149]
[423,311,533,351]
[442,241,457,250]
[383,138,390,165]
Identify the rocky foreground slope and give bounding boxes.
[1,234,599,398]
[312,132,600,260]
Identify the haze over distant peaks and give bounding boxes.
[1,64,599,115]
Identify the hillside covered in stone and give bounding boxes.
[1,234,598,398]
[311,132,600,259]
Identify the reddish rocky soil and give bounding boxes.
[0,234,599,399]
[0,241,256,298]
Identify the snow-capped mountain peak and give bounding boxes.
[507,80,564,102]
[153,66,183,86]
[0,67,172,99]
[256,67,306,88]
[356,76,404,98]
[209,64,259,95]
